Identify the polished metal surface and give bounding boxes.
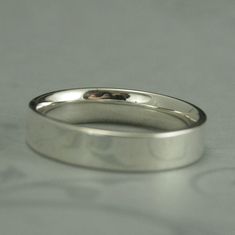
[26,88,207,171]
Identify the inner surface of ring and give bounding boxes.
[32,89,204,132]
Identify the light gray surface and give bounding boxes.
[0,0,234,234]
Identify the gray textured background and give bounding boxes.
[0,0,235,234]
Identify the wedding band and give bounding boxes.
[26,88,207,171]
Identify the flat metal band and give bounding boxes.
[26,88,207,171]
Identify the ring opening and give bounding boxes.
[30,89,205,133]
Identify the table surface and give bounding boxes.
[0,0,235,234]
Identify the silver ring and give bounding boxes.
[26,88,207,171]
